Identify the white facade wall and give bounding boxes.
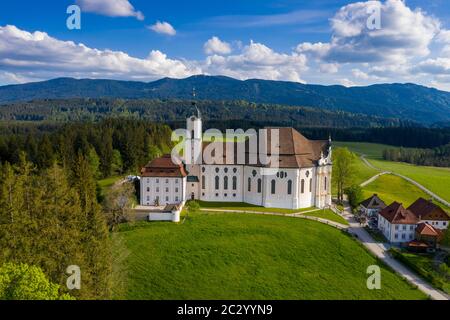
[140,177,186,206]
[243,166,264,206]
[298,167,316,209]
[262,168,298,209]
[377,215,416,243]
[200,165,244,202]
[194,164,331,210]
[421,220,449,230]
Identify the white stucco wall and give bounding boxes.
[377,215,416,243]
[200,165,244,202]
[140,177,186,206]
[421,220,449,230]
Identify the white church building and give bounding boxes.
[140,113,332,210]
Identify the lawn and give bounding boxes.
[112,213,425,300]
[302,209,349,226]
[368,159,450,202]
[197,200,311,214]
[361,174,437,208]
[334,141,392,159]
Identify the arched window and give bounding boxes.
[271,180,276,194]
[324,177,327,191]
[287,180,292,195]
[202,176,206,189]
[215,176,219,190]
[309,178,312,192]
[224,176,228,190]
[232,176,237,190]
[248,177,251,192]
[301,179,305,194]
[257,179,262,193]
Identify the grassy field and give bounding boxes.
[112,213,425,300]
[361,174,440,208]
[368,159,450,202]
[301,209,348,225]
[334,141,390,159]
[197,200,311,214]
[335,141,450,203]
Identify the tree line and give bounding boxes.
[383,143,450,167]
[0,118,173,177]
[0,98,413,128]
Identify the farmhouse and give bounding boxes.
[378,202,418,243]
[360,194,386,217]
[140,112,333,211]
[377,198,449,245]
[407,198,449,230]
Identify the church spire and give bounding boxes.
[191,87,201,119]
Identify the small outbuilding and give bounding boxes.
[360,194,386,217]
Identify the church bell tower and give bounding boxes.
[185,88,202,175]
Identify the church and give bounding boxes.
[140,112,332,210]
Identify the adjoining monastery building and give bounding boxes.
[140,112,333,210]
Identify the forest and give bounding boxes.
[383,144,450,167]
[0,119,173,177]
[0,119,173,299]
[0,98,414,128]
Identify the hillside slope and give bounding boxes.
[1,76,449,124]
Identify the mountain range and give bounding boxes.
[1,75,449,125]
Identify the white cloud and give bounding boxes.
[414,58,450,76]
[76,0,144,20]
[339,78,356,87]
[148,21,176,36]
[351,68,369,80]
[297,0,440,64]
[204,37,232,55]
[204,41,308,82]
[296,42,330,58]
[0,25,309,85]
[319,63,339,74]
[0,71,32,85]
[0,25,198,81]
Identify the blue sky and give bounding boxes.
[0,0,449,90]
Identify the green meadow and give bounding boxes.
[335,141,450,203]
[112,213,425,300]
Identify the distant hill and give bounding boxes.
[1,75,450,125]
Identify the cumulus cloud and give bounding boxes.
[204,37,232,55]
[0,25,198,81]
[339,78,356,87]
[319,63,339,74]
[297,0,440,64]
[204,41,308,82]
[148,21,176,36]
[0,25,310,84]
[76,0,144,20]
[413,58,450,76]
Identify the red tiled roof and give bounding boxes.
[202,127,330,168]
[407,198,450,221]
[141,154,187,178]
[379,202,419,225]
[416,223,440,237]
